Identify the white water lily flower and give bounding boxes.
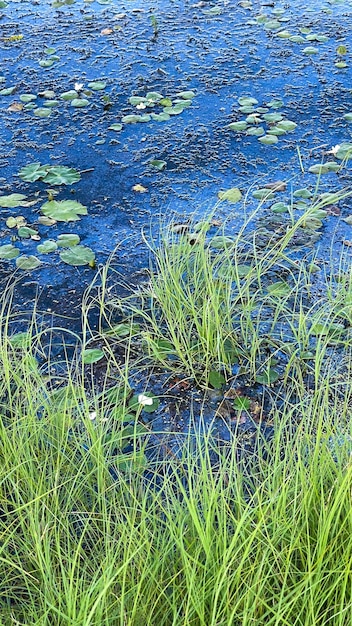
[75,82,84,92]
[138,393,153,406]
[136,102,146,109]
[326,144,340,155]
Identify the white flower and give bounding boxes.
[138,394,153,406]
[89,411,97,420]
[326,144,340,155]
[136,102,146,109]
[75,82,84,92]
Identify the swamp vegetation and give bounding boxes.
[1,0,352,623]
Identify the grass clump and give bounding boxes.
[1,188,352,623]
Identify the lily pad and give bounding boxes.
[267,99,284,109]
[246,126,265,136]
[289,35,305,43]
[228,121,247,131]
[258,135,278,145]
[71,98,89,108]
[0,87,16,96]
[0,244,20,259]
[37,240,58,254]
[15,255,42,270]
[209,236,235,249]
[335,143,352,161]
[252,189,275,200]
[218,187,242,203]
[150,159,167,170]
[150,112,170,121]
[61,90,79,100]
[121,114,151,123]
[59,245,95,266]
[276,120,297,131]
[43,166,81,185]
[208,370,226,389]
[82,348,105,364]
[108,123,123,131]
[17,226,37,238]
[33,107,51,117]
[145,91,164,102]
[20,94,37,103]
[263,112,283,122]
[41,200,87,222]
[57,233,80,247]
[271,202,289,213]
[255,369,280,385]
[87,81,106,90]
[18,162,48,182]
[0,193,27,208]
[303,46,318,55]
[238,96,258,107]
[177,90,196,99]
[293,188,313,198]
[308,162,340,174]
[267,281,291,296]
[39,58,55,68]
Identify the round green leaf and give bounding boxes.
[87,81,106,90]
[82,348,105,364]
[217,187,242,203]
[37,240,58,254]
[71,98,89,107]
[33,107,52,117]
[108,123,123,131]
[59,245,95,266]
[258,134,278,145]
[41,200,87,222]
[228,121,247,131]
[42,166,81,185]
[57,233,80,247]
[0,193,27,208]
[61,90,79,100]
[20,94,37,103]
[0,244,20,259]
[15,255,42,270]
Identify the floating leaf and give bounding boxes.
[145,91,163,102]
[71,98,89,108]
[218,187,242,203]
[267,127,287,136]
[310,322,345,337]
[208,370,226,389]
[335,143,352,161]
[209,236,235,249]
[233,396,251,411]
[9,332,32,348]
[82,348,105,364]
[61,90,79,100]
[277,120,297,131]
[15,255,42,270]
[303,46,318,55]
[87,81,106,90]
[293,188,313,198]
[238,96,258,106]
[59,245,95,266]
[108,123,123,131]
[252,189,275,200]
[39,58,55,68]
[150,159,167,170]
[17,226,37,238]
[150,112,170,121]
[267,99,284,109]
[20,94,37,103]
[263,112,283,122]
[0,244,20,259]
[267,281,291,296]
[43,166,81,185]
[129,96,146,106]
[41,200,87,222]
[337,45,348,55]
[258,135,278,145]
[308,162,340,174]
[121,114,151,123]
[0,87,16,96]
[57,233,80,247]
[271,202,289,213]
[228,121,247,131]
[0,193,27,208]
[43,100,59,107]
[246,126,265,136]
[335,61,347,68]
[37,240,58,254]
[255,369,279,385]
[289,35,305,43]
[18,162,47,182]
[177,90,196,99]
[33,107,51,117]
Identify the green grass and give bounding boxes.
[1,194,352,624]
